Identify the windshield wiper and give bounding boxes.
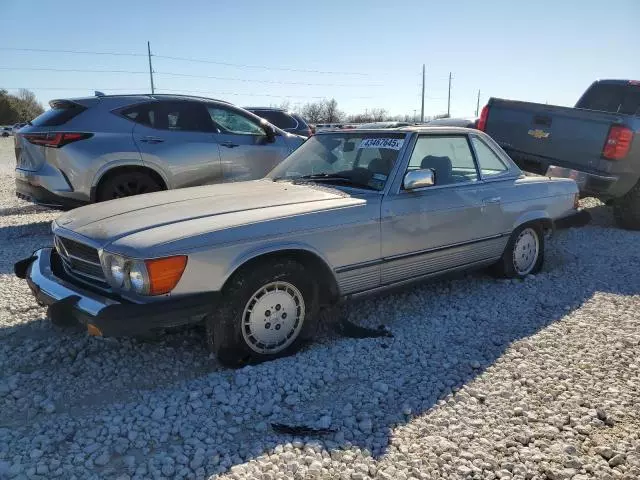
[295,173,377,190]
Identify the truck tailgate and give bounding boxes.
[485,98,623,174]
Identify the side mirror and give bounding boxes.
[263,123,277,143]
[404,169,435,190]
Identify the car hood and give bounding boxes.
[54,180,362,248]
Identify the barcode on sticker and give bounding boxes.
[358,138,404,150]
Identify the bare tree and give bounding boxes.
[322,98,343,123]
[279,100,291,111]
[370,108,387,122]
[301,101,325,124]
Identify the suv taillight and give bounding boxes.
[477,105,489,131]
[22,132,93,148]
[602,125,633,160]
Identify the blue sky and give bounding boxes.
[1,0,639,118]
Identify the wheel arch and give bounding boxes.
[222,245,340,307]
[512,211,553,235]
[90,163,169,202]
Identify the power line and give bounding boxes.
[0,66,382,87]
[0,47,145,57]
[0,66,148,75]
[153,54,367,76]
[2,86,373,100]
[0,46,369,76]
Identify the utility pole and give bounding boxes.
[420,64,425,123]
[475,89,481,117]
[447,72,452,117]
[147,41,155,94]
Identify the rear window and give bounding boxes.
[31,101,86,127]
[249,110,297,129]
[576,83,640,115]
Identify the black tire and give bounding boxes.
[97,171,162,201]
[205,258,319,367]
[492,223,545,279]
[613,182,640,230]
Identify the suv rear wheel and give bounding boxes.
[613,181,640,230]
[97,171,162,201]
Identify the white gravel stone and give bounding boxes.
[0,141,639,479]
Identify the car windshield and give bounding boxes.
[268,132,407,191]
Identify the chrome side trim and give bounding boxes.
[384,232,508,263]
[345,257,499,300]
[335,232,510,275]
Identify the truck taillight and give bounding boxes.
[477,105,489,131]
[602,125,633,160]
[22,132,93,148]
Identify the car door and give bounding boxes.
[469,134,519,236]
[207,105,291,182]
[128,101,223,188]
[380,134,505,286]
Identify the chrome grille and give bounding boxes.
[54,235,107,286]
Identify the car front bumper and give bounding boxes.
[15,248,215,336]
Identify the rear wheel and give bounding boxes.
[97,171,162,201]
[206,259,319,367]
[613,182,640,230]
[492,223,545,279]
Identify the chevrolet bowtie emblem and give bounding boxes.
[528,129,550,139]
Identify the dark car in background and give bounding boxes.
[245,107,312,137]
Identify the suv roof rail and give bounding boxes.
[83,92,233,104]
[150,93,232,104]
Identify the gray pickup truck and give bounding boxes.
[478,79,640,229]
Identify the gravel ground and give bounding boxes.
[1,136,639,480]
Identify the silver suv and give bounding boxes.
[15,94,305,208]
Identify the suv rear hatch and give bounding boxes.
[15,99,88,171]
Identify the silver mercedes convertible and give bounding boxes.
[16,127,581,365]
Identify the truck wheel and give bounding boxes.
[97,171,162,201]
[613,182,640,230]
[492,223,545,279]
[206,259,319,367]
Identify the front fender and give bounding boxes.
[224,242,336,284]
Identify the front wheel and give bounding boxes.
[492,223,545,279]
[206,259,319,367]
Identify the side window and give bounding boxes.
[208,107,265,135]
[120,104,155,127]
[406,135,478,186]
[471,137,509,177]
[157,102,213,132]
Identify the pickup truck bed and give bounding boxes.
[480,79,640,229]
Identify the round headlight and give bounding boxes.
[128,261,149,294]
[108,256,126,287]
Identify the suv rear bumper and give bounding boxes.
[16,248,215,336]
[16,178,88,209]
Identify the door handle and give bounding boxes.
[220,142,239,148]
[139,136,164,144]
[483,197,501,204]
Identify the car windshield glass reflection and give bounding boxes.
[269,133,406,191]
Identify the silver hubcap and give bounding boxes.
[241,281,305,354]
[513,227,540,275]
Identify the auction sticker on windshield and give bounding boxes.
[358,138,404,150]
